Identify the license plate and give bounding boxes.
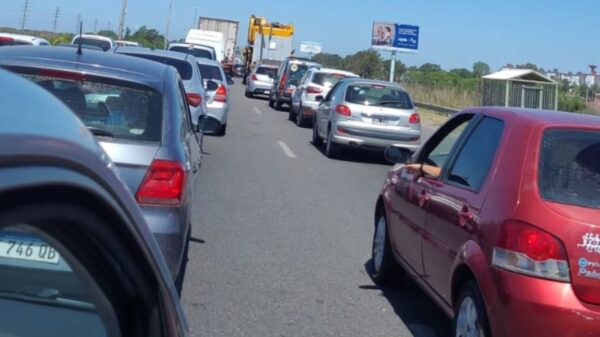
[373,117,385,124]
[0,232,60,265]
[264,90,270,94]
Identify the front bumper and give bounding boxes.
[331,121,421,151]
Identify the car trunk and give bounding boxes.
[346,102,415,128]
[99,141,159,196]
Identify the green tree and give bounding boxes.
[418,63,442,72]
[382,58,407,82]
[129,26,165,49]
[450,68,473,78]
[342,49,383,79]
[515,62,539,71]
[312,53,343,69]
[96,30,119,40]
[124,27,132,40]
[50,33,74,45]
[472,61,491,77]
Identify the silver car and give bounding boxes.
[291,68,358,127]
[168,42,216,61]
[197,58,230,135]
[114,46,209,128]
[312,78,421,158]
[245,64,278,98]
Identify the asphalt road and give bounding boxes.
[181,82,451,337]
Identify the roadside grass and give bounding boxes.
[418,107,451,127]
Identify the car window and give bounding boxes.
[0,224,118,337]
[73,37,111,51]
[256,67,277,77]
[198,64,224,82]
[22,72,163,143]
[419,114,474,168]
[122,53,193,80]
[169,46,213,60]
[313,73,351,88]
[324,82,342,102]
[345,84,413,109]
[447,117,504,190]
[177,80,192,135]
[539,129,600,209]
[287,63,310,86]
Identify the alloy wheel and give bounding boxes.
[455,297,484,337]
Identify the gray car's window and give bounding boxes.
[73,37,111,51]
[169,46,213,60]
[539,129,600,209]
[198,64,224,81]
[177,80,192,135]
[256,67,277,77]
[23,73,163,143]
[287,64,310,86]
[0,225,117,337]
[313,73,350,87]
[345,84,413,109]
[122,53,193,80]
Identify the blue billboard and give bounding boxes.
[372,22,419,53]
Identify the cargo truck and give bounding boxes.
[197,17,239,75]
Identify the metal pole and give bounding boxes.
[389,51,396,82]
[164,0,173,49]
[118,0,127,38]
[193,7,198,29]
[20,0,29,30]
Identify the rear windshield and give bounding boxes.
[286,63,310,85]
[73,37,111,51]
[122,53,192,80]
[198,64,223,81]
[539,129,600,209]
[313,73,349,87]
[345,84,413,109]
[22,73,163,143]
[170,46,213,60]
[256,67,277,77]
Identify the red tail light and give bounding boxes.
[279,71,287,91]
[214,84,227,103]
[39,69,86,81]
[409,113,420,124]
[306,86,322,94]
[251,74,258,81]
[136,160,185,206]
[335,104,351,116]
[492,220,570,282]
[186,93,202,107]
[0,36,14,43]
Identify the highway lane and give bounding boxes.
[181,82,450,337]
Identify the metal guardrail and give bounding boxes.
[415,101,460,115]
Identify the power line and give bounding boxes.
[20,0,29,30]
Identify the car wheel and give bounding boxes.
[268,97,275,108]
[371,212,401,284]
[245,90,253,98]
[219,123,227,136]
[454,280,491,337]
[325,127,340,158]
[275,100,283,111]
[312,117,323,146]
[288,107,296,121]
[174,226,191,297]
[296,104,305,127]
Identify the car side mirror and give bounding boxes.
[384,146,412,164]
[226,76,234,86]
[204,80,219,92]
[315,95,324,102]
[197,115,220,134]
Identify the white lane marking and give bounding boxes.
[277,141,297,159]
[253,107,262,115]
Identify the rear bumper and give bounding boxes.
[206,102,229,124]
[331,121,421,151]
[487,269,600,337]
[299,100,320,117]
[248,81,272,92]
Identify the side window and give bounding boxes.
[301,71,312,86]
[324,82,342,102]
[176,80,192,136]
[419,114,474,168]
[447,117,505,190]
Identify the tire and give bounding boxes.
[288,108,296,121]
[275,100,283,111]
[174,226,191,297]
[454,280,491,337]
[268,97,275,108]
[245,90,253,98]
[325,127,341,158]
[296,104,306,127]
[218,123,227,136]
[312,117,323,146]
[371,212,401,284]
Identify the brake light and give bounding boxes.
[136,160,185,206]
[492,220,570,282]
[251,74,258,81]
[409,113,420,124]
[0,36,14,43]
[335,104,351,116]
[186,93,202,107]
[306,86,322,94]
[39,69,86,81]
[279,71,286,91]
[214,84,227,103]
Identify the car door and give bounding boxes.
[388,113,475,277]
[316,82,342,138]
[293,70,311,110]
[422,116,505,303]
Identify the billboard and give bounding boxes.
[300,41,323,54]
[372,22,419,53]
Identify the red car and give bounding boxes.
[373,107,600,337]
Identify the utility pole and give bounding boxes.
[76,13,82,34]
[94,18,98,34]
[118,0,128,39]
[164,0,173,49]
[52,7,60,37]
[20,0,30,30]
[389,51,397,82]
[193,7,198,30]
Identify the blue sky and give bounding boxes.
[1,0,598,72]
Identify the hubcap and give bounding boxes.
[373,216,386,273]
[456,297,484,337]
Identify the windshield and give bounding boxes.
[256,67,277,77]
[170,45,214,60]
[121,53,193,80]
[23,73,163,143]
[286,63,310,85]
[198,64,223,81]
[539,129,600,209]
[345,84,414,109]
[72,37,111,51]
[313,73,350,87]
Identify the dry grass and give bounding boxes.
[404,84,480,109]
[417,108,451,127]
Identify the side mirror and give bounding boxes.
[197,115,220,134]
[204,80,219,92]
[315,95,324,102]
[226,76,234,86]
[384,146,412,164]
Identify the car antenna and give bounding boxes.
[76,22,83,55]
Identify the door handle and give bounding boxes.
[417,190,430,207]
[458,206,473,227]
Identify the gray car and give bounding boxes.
[0,47,202,291]
[197,57,230,135]
[168,42,216,61]
[245,64,278,98]
[0,68,189,336]
[113,46,209,128]
[269,56,321,110]
[312,78,421,158]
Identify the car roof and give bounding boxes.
[342,77,407,90]
[465,106,600,129]
[0,32,47,43]
[114,46,194,63]
[0,46,170,92]
[256,64,279,68]
[169,43,214,51]
[312,68,359,77]
[73,34,113,42]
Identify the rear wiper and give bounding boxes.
[0,288,95,312]
[379,100,405,106]
[87,126,114,138]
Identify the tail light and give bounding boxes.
[409,113,420,124]
[492,220,570,282]
[136,160,185,206]
[214,84,227,103]
[335,104,351,117]
[39,69,86,81]
[306,86,323,94]
[0,36,14,43]
[186,93,202,107]
[279,71,287,91]
[251,74,258,81]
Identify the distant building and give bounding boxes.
[541,65,598,87]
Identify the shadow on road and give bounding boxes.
[312,141,392,166]
[361,260,452,337]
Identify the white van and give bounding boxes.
[185,29,224,63]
